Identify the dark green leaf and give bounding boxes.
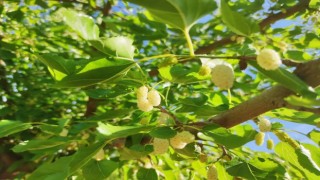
[220,0,259,36]
[136,168,158,180]
[0,120,32,138]
[55,58,135,88]
[249,61,316,98]
[227,163,268,179]
[179,93,208,106]
[37,54,75,75]
[127,0,216,30]
[159,65,207,83]
[12,137,69,153]
[296,145,320,175]
[149,127,177,139]
[82,159,119,180]
[88,109,133,121]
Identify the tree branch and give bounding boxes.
[191,60,320,129]
[195,0,311,54]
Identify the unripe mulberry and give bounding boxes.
[152,138,169,155]
[137,86,148,100]
[179,131,195,143]
[267,139,274,150]
[169,131,194,149]
[255,132,265,146]
[198,65,211,76]
[257,49,282,70]
[207,164,218,180]
[137,99,153,112]
[258,117,272,132]
[147,89,161,106]
[211,63,234,90]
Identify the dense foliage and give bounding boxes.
[0,0,319,179]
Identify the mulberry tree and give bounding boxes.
[0,0,319,179]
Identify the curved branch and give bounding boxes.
[191,60,320,129]
[195,0,311,54]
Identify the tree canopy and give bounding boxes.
[0,0,319,179]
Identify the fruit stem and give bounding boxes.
[184,28,195,57]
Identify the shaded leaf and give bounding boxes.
[285,95,320,108]
[137,168,158,180]
[82,159,119,180]
[227,162,268,179]
[12,137,69,153]
[0,120,32,138]
[55,58,135,88]
[308,130,320,146]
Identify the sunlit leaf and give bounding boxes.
[82,159,119,180]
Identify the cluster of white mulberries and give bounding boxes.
[257,48,282,70]
[254,117,275,149]
[137,86,161,112]
[201,59,235,90]
[151,131,195,155]
[169,131,195,149]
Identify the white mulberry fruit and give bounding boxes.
[211,63,234,89]
[207,164,218,180]
[267,139,274,150]
[137,99,153,112]
[255,132,265,146]
[152,138,169,155]
[257,49,281,70]
[147,89,161,106]
[258,117,272,132]
[169,131,194,149]
[137,86,148,100]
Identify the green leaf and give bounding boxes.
[296,145,320,175]
[136,168,158,180]
[126,0,216,30]
[227,162,268,179]
[149,127,177,139]
[275,142,319,179]
[58,8,99,40]
[302,144,320,168]
[249,61,316,98]
[0,120,32,138]
[308,130,320,146]
[285,50,312,62]
[179,93,208,106]
[97,122,154,139]
[55,58,135,88]
[89,36,135,59]
[12,137,69,153]
[82,160,119,180]
[220,0,259,36]
[202,124,257,149]
[37,54,75,75]
[159,65,207,83]
[177,104,227,118]
[216,162,233,180]
[285,95,320,108]
[69,140,107,174]
[29,141,107,179]
[28,156,72,180]
[88,109,133,121]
